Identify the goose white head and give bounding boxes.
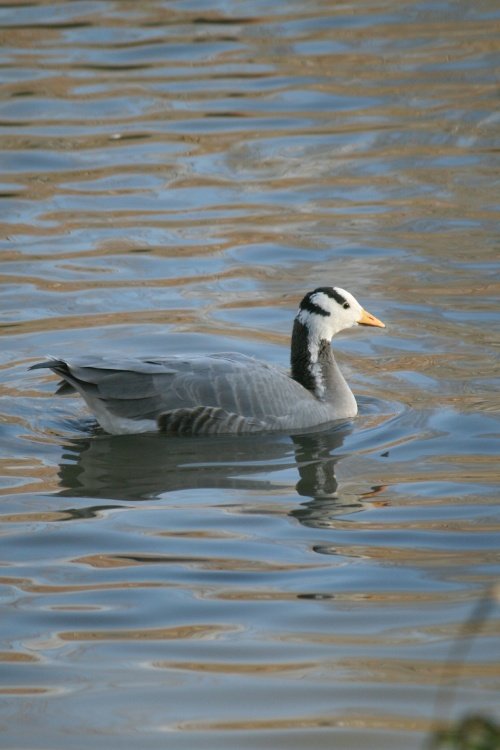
[296,286,385,340]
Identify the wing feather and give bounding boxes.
[158,406,270,435]
[30,353,322,433]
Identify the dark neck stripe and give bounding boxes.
[291,319,333,396]
[291,320,317,392]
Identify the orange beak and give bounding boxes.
[358,308,385,328]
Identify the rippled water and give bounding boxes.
[1,2,499,748]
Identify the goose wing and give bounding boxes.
[31,354,308,426]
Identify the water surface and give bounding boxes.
[1,2,499,749]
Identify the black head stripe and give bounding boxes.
[311,286,347,306]
[300,292,331,317]
[299,287,351,317]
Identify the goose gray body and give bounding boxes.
[30,287,384,435]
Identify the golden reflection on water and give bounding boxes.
[72,552,324,572]
[58,625,233,642]
[171,713,432,734]
[0,576,166,595]
[0,651,39,663]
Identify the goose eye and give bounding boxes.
[343,302,350,309]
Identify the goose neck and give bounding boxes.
[290,319,335,400]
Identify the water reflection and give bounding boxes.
[56,423,367,525]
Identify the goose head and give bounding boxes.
[296,286,385,341]
[291,287,385,401]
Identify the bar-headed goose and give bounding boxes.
[31,286,384,435]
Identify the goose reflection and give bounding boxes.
[56,422,375,528]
